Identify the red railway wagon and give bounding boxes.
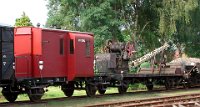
[14,27,94,80]
[9,27,95,102]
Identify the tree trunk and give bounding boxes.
[131,0,140,51]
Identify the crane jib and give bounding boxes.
[131,43,170,67]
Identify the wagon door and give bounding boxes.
[40,30,66,77]
[74,33,94,77]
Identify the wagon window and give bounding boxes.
[60,38,64,55]
[70,39,74,54]
[86,40,90,57]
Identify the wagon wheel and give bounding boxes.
[118,86,128,94]
[165,78,174,90]
[183,79,192,88]
[28,88,44,102]
[146,83,153,91]
[85,84,97,97]
[2,86,19,102]
[165,79,171,90]
[61,82,75,97]
[97,85,107,95]
[165,83,170,90]
[118,81,129,94]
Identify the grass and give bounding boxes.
[46,88,200,107]
[2,86,200,107]
[0,86,120,102]
[0,84,161,102]
[0,87,66,102]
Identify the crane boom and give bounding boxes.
[131,43,170,67]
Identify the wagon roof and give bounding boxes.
[42,27,94,35]
[0,23,13,27]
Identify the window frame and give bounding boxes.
[70,39,74,54]
[59,38,64,55]
[85,40,90,57]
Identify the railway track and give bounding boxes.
[1,87,200,107]
[86,93,200,107]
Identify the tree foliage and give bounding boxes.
[175,0,200,57]
[15,12,33,27]
[46,0,200,57]
[46,0,130,52]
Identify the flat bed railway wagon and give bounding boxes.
[95,41,200,93]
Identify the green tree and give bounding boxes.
[46,0,199,57]
[15,12,33,27]
[46,0,135,52]
[131,0,198,57]
[175,0,200,57]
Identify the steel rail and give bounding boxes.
[86,93,200,107]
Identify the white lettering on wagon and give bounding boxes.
[3,62,6,66]
[78,39,85,43]
[3,55,6,58]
